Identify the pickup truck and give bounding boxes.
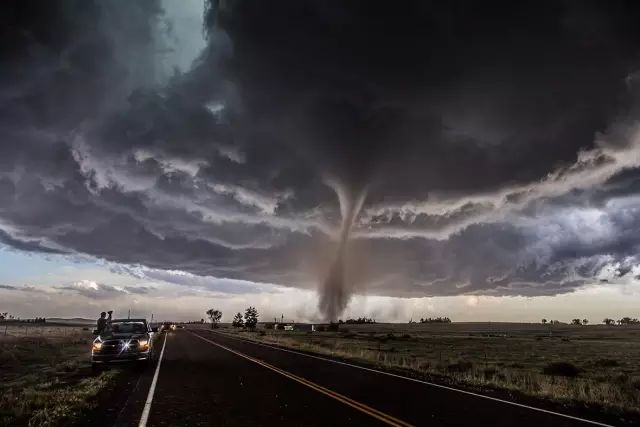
[91,318,157,370]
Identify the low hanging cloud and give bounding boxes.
[53,280,154,300]
[3,1,640,318]
[113,265,281,295]
[0,284,47,293]
[55,280,131,300]
[123,286,154,295]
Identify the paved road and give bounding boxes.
[99,328,613,427]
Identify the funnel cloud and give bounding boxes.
[319,185,368,320]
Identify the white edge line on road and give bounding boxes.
[201,329,613,427]
[138,332,168,427]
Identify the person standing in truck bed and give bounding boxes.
[96,310,112,335]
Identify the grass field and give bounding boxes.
[217,322,640,419]
[0,324,118,426]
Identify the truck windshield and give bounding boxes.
[111,322,146,334]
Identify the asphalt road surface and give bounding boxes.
[97,328,614,427]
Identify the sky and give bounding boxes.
[2,0,640,323]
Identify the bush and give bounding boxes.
[447,361,473,373]
[542,362,580,377]
[593,358,619,368]
[483,368,498,378]
[417,361,431,371]
[57,360,78,373]
[419,317,451,324]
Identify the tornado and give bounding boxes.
[318,184,367,321]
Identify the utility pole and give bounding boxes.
[128,309,130,319]
[151,313,154,324]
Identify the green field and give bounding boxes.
[0,324,118,427]
[219,322,640,419]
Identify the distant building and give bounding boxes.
[260,322,339,332]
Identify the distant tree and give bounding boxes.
[582,319,588,325]
[244,306,259,329]
[571,318,582,325]
[541,318,547,324]
[232,312,244,328]
[206,309,222,329]
[618,317,640,325]
[0,312,7,321]
[603,318,615,326]
[200,318,205,324]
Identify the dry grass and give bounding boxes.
[0,324,117,426]
[217,322,640,417]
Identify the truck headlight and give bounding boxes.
[92,342,103,351]
[138,339,149,350]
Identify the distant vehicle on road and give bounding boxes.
[91,318,157,370]
[162,321,176,331]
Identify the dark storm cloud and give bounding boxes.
[0,229,66,254]
[2,0,640,315]
[215,0,640,201]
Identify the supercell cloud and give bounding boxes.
[2,0,640,318]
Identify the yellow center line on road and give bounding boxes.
[187,330,413,427]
